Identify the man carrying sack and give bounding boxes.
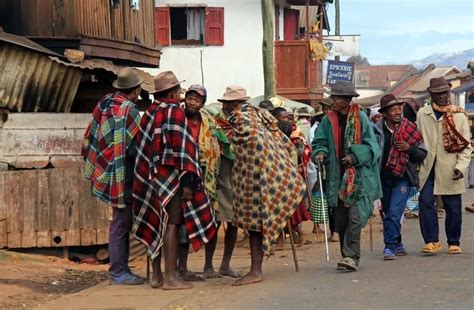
[81,67,146,285]
[312,81,381,271]
[417,77,472,255]
[219,85,305,286]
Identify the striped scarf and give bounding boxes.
[431,102,470,153]
[339,104,362,206]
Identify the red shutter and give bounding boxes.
[155,7,170,46]
[205,7,224,46]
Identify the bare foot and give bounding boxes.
[218,267,241,278]
[150,273,164,289]
[232,272,263,286]
[203,268,223,279]
[162,277,193,290]
[297,238,312,247]
[329,232,340,243]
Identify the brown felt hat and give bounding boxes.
[326,81,360,97]
[378,93,405,113]
[112,67,144,90]
[427,76,452,93]
[218,85,250,102]
[150,71,185,94]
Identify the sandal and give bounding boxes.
[337,257,358,271]
[448,245,462,254]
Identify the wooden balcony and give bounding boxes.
[274,40,323,103]
[0,0,160,67]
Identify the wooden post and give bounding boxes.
[306,0,310,38]
[335,0,341,61]
[261,0,276,99]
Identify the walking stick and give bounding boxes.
[287,221,299,272]
[369,217,374,251]
[317,160,330,262]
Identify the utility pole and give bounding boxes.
[335,0,340,61]
[261,0,276,99]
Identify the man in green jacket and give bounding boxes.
[312,81,382,271]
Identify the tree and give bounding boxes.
[261,0,275,99]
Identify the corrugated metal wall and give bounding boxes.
[0,43,82,112]
[75,0,155,47]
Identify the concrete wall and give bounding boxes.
[146,0,272,103]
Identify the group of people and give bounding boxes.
[82,68,304,289]
[81,66,472,289]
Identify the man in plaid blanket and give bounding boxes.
[81,67,146,285]
[373,94,427,260]
[220,85,305,286]
[132,71,217,290]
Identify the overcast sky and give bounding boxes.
[326,0,474,64]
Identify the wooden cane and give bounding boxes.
[146,255,150,282]
[287,221,299,272]
[369,217,374,251]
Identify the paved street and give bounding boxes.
[38,190,474,310]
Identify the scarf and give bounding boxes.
[386,118,423,178]
[431,102,470,153]
[81,92,140,208]
[337,104,362,206]
[214,111,235,160]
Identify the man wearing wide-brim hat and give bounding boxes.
[132,71,217,290]
[312,80,382,271]
[216,85,305,286]
[417,76,471,255]
[82,67,146,285]
[373,94,427,260]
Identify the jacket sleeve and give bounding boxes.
[407,142,428,163]
[311,117,329,157]
[349,112,381,168]
[454,115,472,173]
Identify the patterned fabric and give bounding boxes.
[310,192,329,224]
[431,102,470,153]
[339,104,362,206]
[198,110,221,206]
[214,111,235,160]
[132,99,217,260]
[290,133,312,226]
[386,118,423,178]
[229,103,305,253]
[81,92,140,208]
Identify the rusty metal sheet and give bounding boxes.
[49,57,155,93]
[0,42,82,112]
[0,30,60,57]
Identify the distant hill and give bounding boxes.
[412,48,474,69]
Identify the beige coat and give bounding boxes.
[417,105,472,195]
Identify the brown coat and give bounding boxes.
[417,105,472,195]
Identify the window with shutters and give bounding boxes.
[155,6,224,46]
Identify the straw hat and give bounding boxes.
[112,67,144,90]
[150,71,185,94]
[218,85,250,102]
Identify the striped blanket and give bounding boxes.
[132,99,217,260]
